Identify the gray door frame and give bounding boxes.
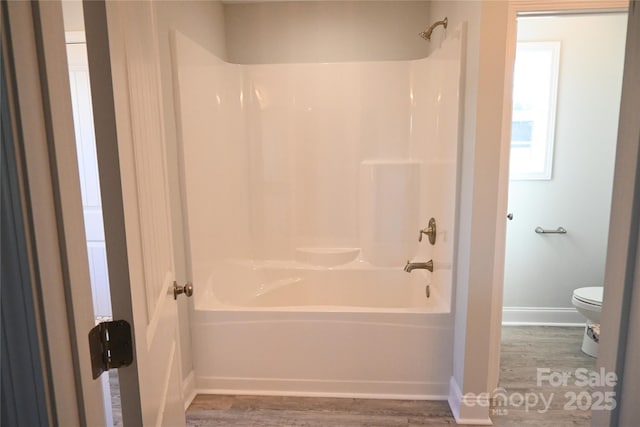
[1,1,105,425]
[596,1,640,425]
[1,38,51,427]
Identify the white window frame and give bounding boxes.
[509,41,560,180]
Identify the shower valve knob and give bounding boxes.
[173,281,194,300]
[418,218,437,245]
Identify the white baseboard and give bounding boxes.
[183,370,196,411]
[195,376,448,401]
[502,306,585,326]
[447,376,492,425]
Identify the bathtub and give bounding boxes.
[191,259,454,399]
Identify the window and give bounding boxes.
[509,42,560,180]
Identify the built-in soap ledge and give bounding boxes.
[360,159,423,165]
[295,247,361,267]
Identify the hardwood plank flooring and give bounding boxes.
[110,370,123,426]
[186,326,597,426]
[491,326,595,426]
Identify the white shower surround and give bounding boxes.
[173,26,464,398]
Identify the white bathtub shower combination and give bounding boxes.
[173,25,465,399]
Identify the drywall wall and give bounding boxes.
[429,1,480,386]
[429,0,511,423]
[153,0,228,385]
[503,14,626,316]
[224,1,430,63]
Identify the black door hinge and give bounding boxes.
[88,320,133,379]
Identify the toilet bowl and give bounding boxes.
[572,286,603,357]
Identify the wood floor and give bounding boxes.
[185,326,596,426]
[109,370,122,426]
[491,326,595,426]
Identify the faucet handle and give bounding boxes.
[418,218,437,245]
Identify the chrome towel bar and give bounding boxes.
[535,226,567,234]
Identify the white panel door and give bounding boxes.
[66,42,113,319]
[84,1,186,425]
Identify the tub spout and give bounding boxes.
[404,260,434,273]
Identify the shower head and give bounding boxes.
[419,17,448,41]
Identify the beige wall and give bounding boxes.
[224,1,430,63]
[153,0,227,382]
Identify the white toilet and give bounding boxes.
[572,286,604,357]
